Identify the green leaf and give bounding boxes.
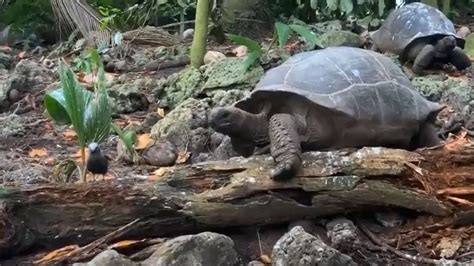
[44,88,71,125]
[226,33,262,52]
[340,0,353,13]
[310,0,318,9]
[326,0,338,11]
[289,24,321,46]
[275,22,291,48]
[58,60,92,148]
[111,123,137,160]
[243,50,263,71]
[378,0,386,17]
[83,72,112,144]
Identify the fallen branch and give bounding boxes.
[1,145,473,259]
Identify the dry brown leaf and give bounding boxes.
[148,167,173,181]
[176,151,191,164]
[29,148,48,157]
[436,236,462,258]
[33,245,79,264]
[108,240,141,249]
[63,129,77,141]
[135,133,153,150]
[73,148,90,163]
[18,51,26,59]
[446,196,474,206]
[157,108,166,118]
[260,254,272,264]
[82,72,115,85]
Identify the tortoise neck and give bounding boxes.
[234,111,269,146]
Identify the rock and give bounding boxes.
[212,135,239,160]
[411,75,473,113]
[311,20,344,34]
[72,250,136,266]
[142,232,240,266]
[0,52,13,69]
[457,26,471,39]
[208,89,249,108]
[143,139,178,166]
[233,45,248,57]
[0,113,25,138]
[108,78,152,114]
[151,98,211,156]
[319,30,362,48]
[272,226,356,266]
[181,28,194,40]
[155,57,263,108]
[325,218,360,253]
[204,51,226,64]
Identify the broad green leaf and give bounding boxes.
[310,0,318,9]
[83,65,112,144]
[378,0,385,17]
[274,22,291,48]
[58,60,92,147]
[326,0,338,11]
[111,123,137,160]
[243,50,263,71]
[44,88,71,125]
[340,0,353,13]
[289,24,321,46]
[226,33,262,52]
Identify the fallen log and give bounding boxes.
[1,143,473,259]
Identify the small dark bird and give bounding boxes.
[86,142,108,181]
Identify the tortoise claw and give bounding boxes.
[271,162,297,181]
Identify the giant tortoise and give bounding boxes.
[370,2,471,74]
[208,47,443,181]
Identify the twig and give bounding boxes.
[356,220,440,264]
[158,20,196,29]
[35,218,141,264]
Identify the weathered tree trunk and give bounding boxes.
[1,144,473,259]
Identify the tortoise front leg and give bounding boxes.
[268,114,302,181]
[449,47,471,71]
[412,44,435,75]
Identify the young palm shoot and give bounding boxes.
[45,54,112,183]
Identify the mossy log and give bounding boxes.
[1,144,473,259]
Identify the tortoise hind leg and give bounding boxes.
[449,47,471,71]
[412,44,435,75]
[410,121,440,149]
[268,114,302,181]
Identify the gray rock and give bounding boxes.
[272,226,356,266]
[319,30,362,48]
[212,135,239,161]
[247,261,265,266]
[311,20,344,34]
[72,250,136,266]
[325,218,360,253]
[412,75,473,113]
[374,210,405,227]
[151,98,211,156]
[143,139,178,166]
[142,232,240,266]
[0,52,13,69]
[0,113,25,138]
[108,78,152,114]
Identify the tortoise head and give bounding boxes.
[208,107,248,136]
[437,36,456,53]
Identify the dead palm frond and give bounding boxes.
[50,0,112,47]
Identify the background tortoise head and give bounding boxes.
[437,35,456,53]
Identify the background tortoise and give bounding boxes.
[370,2,471,74]
[209,47,443,181]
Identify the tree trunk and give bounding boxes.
[190,0,211,68]
[1,144,474,259]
